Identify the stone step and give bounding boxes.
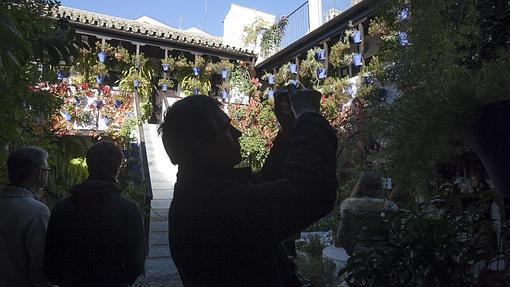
[151,199,171,209]
[149,221,168,232]
[144,257,180,278]
[152,189,173,200]
[148,244,171,258]
[151,181,174,190]
[149,232,169,246]
[150,208,168,220]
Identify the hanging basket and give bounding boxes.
[352,31,362,44]
[221,69,229,80]
[133,79,140,88]
[162,64,170,72]
[267,74,274,85]
[398,31,409,46]
[162,84,168,92]
[96,74,105,84]
[97,51,107,63]
[399,7,409,21]
[192,67,200,76]
[193,88,199,95]
[315,49,326,61]
[114,100,122,109]
[56,70,65,81]
[289,64,297,74]
[317,67,326,79]
[352,53,363,66]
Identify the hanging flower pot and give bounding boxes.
[162,64,170,72]
[114,99,122,109]
[289,64,297,74]
[317,67,326,79]
[96,74,105,84]
[63,112,71,121]
[133,79,140,88]
[95,99,104,109]
[97,51,107,63]
[162,84,168,92]
[75,96,81,105]
[221,68,228,79]
[398,31,409,46]
[352,31,362,44]
[192,67,200,76]
[363,75,372,85]
[352,53,363,66]
[222,90,228,99]
[56,70,65,81]
[267,74,274,85]
[315,49,326,61]
[346,84,356,98]
[399,7,409,21]
[193,87,199,95]
[267,89,274,98]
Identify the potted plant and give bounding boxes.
[204,61,217,76]
[217,60,234,79]
[133,79,140,88]
[315,49,326,61]
[56,70,65,81]
[114,47,130,63]
[261,71,275,85]
[161,56,175,73]
[398,31,409,46]
[352,53,363,66]
[368,17,391,38]
[97,51,107,63]
[351,30,362,44]
[317,67,326,79]
[329,41,351,69]
[192,55,206,76]
[158,78,173,92]
[289,63,297,74]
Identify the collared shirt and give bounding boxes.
[0,185,50,287]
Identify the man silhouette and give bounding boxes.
[0,146,51,287]
[43,141,145,287]
[159,84,338,286]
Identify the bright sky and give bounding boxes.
[60,0,306,37]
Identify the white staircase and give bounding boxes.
[136,123,182,286]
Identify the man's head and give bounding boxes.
[86,141,124,180]
[7,146,50,190]
[158,95,242,168]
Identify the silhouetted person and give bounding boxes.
[0,146,51,287]
[43,141,145,287]
[335,171,398,255]
[159,84,338,287]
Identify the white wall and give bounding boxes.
[223,4,276,52]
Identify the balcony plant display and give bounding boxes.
[161,56,175,73]
[118,62,154,101]
[329,40,352,69]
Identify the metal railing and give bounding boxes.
[322,0,352,23]
[281,1,310,49]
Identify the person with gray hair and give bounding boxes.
[0,146,51,287]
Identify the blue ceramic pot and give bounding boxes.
[162,64,170,72]
[222,90,228,99]
[267,74,274,85]
[352,31,362,44]
[193,88,199,95]
[162,84,168,92]
[317,67,326,79]
[114,100,122,109]
[316,49,326,61]
[192,67,200,76]
[399,7,409,21]
[289,64,297,74]
[133,79,140,88]
[221,69,228,79]
[63,112,71,121]
[268,89,274,98]
[95,100,103,109]
[57,70,65,81]
[96,74,105,84]
[353,53,363,66]
[97,51,107,63]
[398,31,409,46]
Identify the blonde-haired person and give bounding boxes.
[335,172,398,256]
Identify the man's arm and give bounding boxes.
[25,212,50,287]
[238,111,338,242]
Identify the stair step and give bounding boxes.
[149,220,168,232]
[150,208,168,220]
[151,199,171,209]
[148,244,171,258]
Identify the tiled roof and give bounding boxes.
[52,6,254,55]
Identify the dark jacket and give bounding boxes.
[43,179,145,287]
[169,113,338,287]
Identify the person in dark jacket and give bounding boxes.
[43,141,145,287]
[158,84,338,287]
